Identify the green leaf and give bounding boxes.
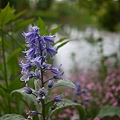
[54,37,67,45]
[0,114,25,120]
[36,17,46,35]
[11,88,37,105]
[14,10,27,20]
[7,48,21,62]
[14,18,33,32]
[8,76,22,92]
[49,24,62,35]
[51,79,76,89]
[56,40,69,50]
[49,99,85,120]
[0,3,14,26]
[97,106,120,118]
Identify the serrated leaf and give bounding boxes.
[56,40,69,50]
[49,99,85,120]
[36,17,46,35]
[11,88,37,105]
[50,24,62,35]
[51,79,76,89]
[0,3,14,26]
[97,106,120,118]
[0,114,25,120]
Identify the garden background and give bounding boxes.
[0,0,120,120]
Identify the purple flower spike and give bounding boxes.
[22,86,32,94]
[54,95,63,102]
[22,26,40,42]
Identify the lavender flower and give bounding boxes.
[48,80,54,88]
[46,45,57,58]
[20,26,58,83]
[54,95,63,102]
[36,87,48,102]
[81,89,87,95]
[20,25,67,120]
[22,86,33,94]
[26,110,39,119]
[51,64,62,74]
[74,82,81,95]
[53,71,64,79]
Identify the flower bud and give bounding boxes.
[48,80,54,88]
[22,86,32,94]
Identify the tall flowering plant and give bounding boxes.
[11,21,85,120]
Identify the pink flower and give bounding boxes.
[94,117,101,120]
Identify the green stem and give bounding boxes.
[41,68,46,120]
[1,26,11,113]
[1,27,8,88]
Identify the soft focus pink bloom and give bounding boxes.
[87,83,94,89]
[64,108,72,114]
[116,86,120,91]
[112,85,116,90]
[58,113,67,118]
[94,117,101,120]
[113,101,118,106]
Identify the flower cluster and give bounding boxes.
[20,26,64,119]
[20,26,63,83]
[73,81,89,106]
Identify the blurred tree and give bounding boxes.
[0,0,29,11]
[78,0,120,31]
[37,0,54,10]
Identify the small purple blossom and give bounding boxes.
[53,72,64,79]
[26,110,39,119]
[46,45,57,58]
[22,26,40,43]
[20,69,31,82]
[36,87,48,101]
[51,64,62,74]
[43,35,55,44]
[48,80,54,88]
[20,61,31,70]
[34,69,41,79]
[54,95,63,102]
[81,89,87,95]
[74,81,81,95]
[22,86,32,94]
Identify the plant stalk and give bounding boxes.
[1,26,11,113]
[41,68,46,120]
[1,27,8,87]
[40,41,45,120]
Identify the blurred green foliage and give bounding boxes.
[0,0,119,32]
[0,3,33,116]
[0,3,70,118]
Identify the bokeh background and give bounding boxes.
[0,0,120,120]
